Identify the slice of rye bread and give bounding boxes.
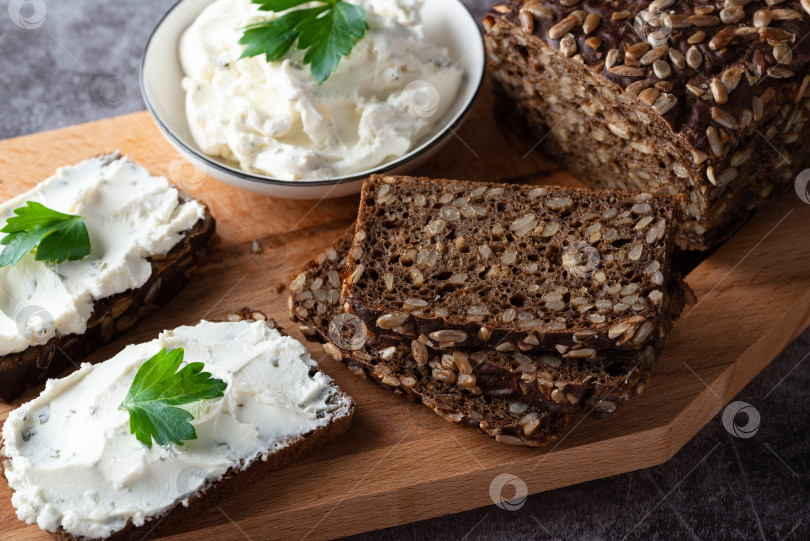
[341,352,572,446]
[342,175,689,353]
[289,234,572,445]
[289,229,684,422]
[362,274,687,419]
[2,309,355,541]
[0,155,216,403]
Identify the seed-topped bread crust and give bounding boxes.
[290,229,689,422]
[484,1,810,250]
[342,175,684,353]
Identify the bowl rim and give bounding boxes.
[140,0,487,188]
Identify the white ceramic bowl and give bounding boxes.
[141,0,486,200]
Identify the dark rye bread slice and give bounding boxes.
[3,309,355,541]
[454,275,686,418]
[289,233,572,444]
[340,349,572,447]
[289,229,684,421]
[484,1,810,250]
[0,154,216,403]
[342,175,686,353]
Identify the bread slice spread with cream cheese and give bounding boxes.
[0,152,216,402]
[1,310,355,540]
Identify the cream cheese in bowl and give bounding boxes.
[179,0,464,180]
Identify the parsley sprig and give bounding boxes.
[119,348,227,448]
[238,0,369,84]
[0,201,91,268]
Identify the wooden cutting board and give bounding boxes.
[1,80,809,541]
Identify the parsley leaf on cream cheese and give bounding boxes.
[0,201,91,268]
[239,0,368,84]
[119,348,227,448]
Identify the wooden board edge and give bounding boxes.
[196,425,677,540]
[662,288,810,460]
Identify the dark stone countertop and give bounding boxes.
[0,1,807,540]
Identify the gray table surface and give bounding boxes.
[0,1,808,540]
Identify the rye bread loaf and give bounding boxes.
[289,229,684,421]
[341,175,686,354]
[484,1,810,250]
[3,309,355,541]
[0,185,216,403]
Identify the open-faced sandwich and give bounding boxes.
[1,310,354,540]
[0,153,215,401]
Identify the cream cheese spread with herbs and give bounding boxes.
[0,155,204,356]
[2,319,349,539]
[180,0,464,179]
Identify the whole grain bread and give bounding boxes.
[484,1,810,250]
[0,180,216,403]
[290,229,684,423]
[289,232,575,444]
[342,175,686,353]
[3,309,355,541]
[341,348,572,446]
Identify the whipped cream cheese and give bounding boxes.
[180,0,464,180]
[2,319,352,539]
[0,154,204,356]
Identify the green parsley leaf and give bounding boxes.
[118,348,227,448]
[238,0,368,85]
[0,201,91,268]
[254,0,317,11]
[239,7,322,62]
